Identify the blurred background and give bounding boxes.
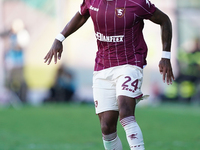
[0,0,200,107]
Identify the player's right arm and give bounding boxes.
[44,12,90,65]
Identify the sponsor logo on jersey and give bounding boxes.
[115,8,126,18]
[95,32,124,42]
[89,5,99,12]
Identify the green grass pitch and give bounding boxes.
[0,103,200,150]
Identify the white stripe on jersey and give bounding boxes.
[95,0,103,70]
[105,2,112,67]
[123,0,128,64]
[132,14,138,66]
[114,0,120,66]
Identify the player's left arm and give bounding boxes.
[149,8,175,85]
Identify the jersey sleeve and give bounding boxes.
[79,0,90,16]
[136,0,156,19]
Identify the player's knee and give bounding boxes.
[101,122,117,135]
[119,107,133,119]
[98,111,119,135]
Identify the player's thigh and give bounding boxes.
[116,66,143,100]
[93,70,119,114]
[116,66,143,118]
[93,85,119,114]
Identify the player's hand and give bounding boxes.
[44,39,63,65]
[159,58,175,85]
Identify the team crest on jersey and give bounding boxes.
[115,8,125,18]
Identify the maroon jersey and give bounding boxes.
[80,0,156,71]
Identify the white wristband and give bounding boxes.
[55,33,65,42]
[162,51,171,59]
